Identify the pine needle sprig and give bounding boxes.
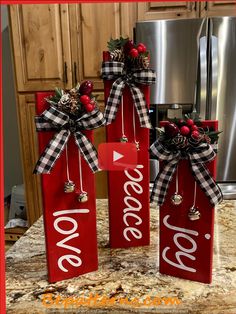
[206,130,222,143]
[107,37,129,52]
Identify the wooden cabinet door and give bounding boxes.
[9,4,72,92]
[69,3,122,90]
[137,2,199,20]
[68,1,137,105]
[17,94,43,225]
[200,1,236,17]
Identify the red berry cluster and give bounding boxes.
[164,119,200,140]
[124,40,147,58]
[79,80,95,112]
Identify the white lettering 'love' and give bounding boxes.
[53,209,89,273]
[162,215,199,273]
[123,165,144,242]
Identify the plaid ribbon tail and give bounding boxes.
[33,130,70,174]
[150,160,179,205]
[104,78,126,125]
[74,132,99,173]
[129,83,152,129]
[190,162,223,205]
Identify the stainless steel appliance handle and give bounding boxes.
[210,35,218,120]
[199,36,207,119]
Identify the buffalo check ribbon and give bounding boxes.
[150,140,223,206]
[33,106,105,174]
[101,61,156,128]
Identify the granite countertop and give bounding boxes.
[6,200,236,314]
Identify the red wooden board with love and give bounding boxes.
[103,52,150,248]
[36,92,98,283]
[159,120,218,283]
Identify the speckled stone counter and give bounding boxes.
[6,200,236,314]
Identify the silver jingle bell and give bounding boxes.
[78,192,88,203]
[188,207,201,221]
[120,135,128,143]
[135,141,140,151]
[64,181,75,193]
[171,193,183,206]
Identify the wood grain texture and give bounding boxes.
[120,2,137,38]
[137,2,199,20]
[9,4,72,91]
[17,94,43,226]
[200,1,236,17]
[93,93,108,199]
[72,3,121,90]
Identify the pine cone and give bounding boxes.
[128,55,150,69]
[136,55,150,69]
[110,49,125,62]
[58,93,71,105]
[188,133,205,147]
[69,88,80,101]
[57,93,81,116]
[172,134,188,149]
[69,98,79,115]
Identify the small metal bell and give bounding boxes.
[135,141,140,151]
[171,193,183,206]
[64,181,75,193]
[120,135,128,143]
[188,207,201,221]
[78,192,88,203]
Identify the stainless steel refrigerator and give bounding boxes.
[136,17,236,199]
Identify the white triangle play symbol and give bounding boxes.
[113,151,124,162]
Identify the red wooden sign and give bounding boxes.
[36,93,98,283]
[103,52,150,248]
[159,121,217,283]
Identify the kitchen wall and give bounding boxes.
[1,5,23,196]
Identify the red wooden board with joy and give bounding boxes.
[159,120,217,283]
[103,52,150,248]
[36,92,98,283]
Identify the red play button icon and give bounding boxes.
[98,143,138,171]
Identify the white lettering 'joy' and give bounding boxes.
[123,165,144,242]
[162,215,199,273]
[53,209,89,273]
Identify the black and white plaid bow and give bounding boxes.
[101,61,156,128]
[33,106,105,174]
[150,140,223,206]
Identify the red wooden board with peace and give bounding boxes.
[36,93,98,283]
[159,120,218,283]
[103,52,150,248]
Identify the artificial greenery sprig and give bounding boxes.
[45,81,98,118]
[156,115,222,152]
